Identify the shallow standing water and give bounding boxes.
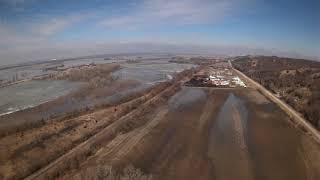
[0,61,195,119]
[113,62,196,84]
[0,80,83,116]
[206,90,320,180]
[208,93,252,180]
[168,87,207,110]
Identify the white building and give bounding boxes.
[232,76,246,87]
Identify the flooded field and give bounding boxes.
[167,88,319,180]
[47,86,320,180]
[113,61,196,84]
[0,63,319,180]
[0,80,83,116]
[0,60,195,116]
[0,61,198,139]
[208,93,252,180]
[137,87,320,180]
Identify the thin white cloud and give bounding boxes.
[0,22,44,47]
[0,0,255,65]
[100,0,247,28]
[0,13,89,64]
[0,0,319,65]
[0,14,85,53]
[29,15,85,36]
[0,12,92,47]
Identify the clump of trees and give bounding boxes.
[54,64,120,83]
[233,56,320,129]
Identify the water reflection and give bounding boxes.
[112,62,196,84]
[168,87,207,110]
[208,93,253,180]
[0,80,83,116]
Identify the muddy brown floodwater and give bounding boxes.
[208,92,253,180]
[59,86,320,180]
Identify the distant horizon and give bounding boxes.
[1,50,319,68]
[0,0,319,65]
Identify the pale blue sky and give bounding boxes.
[0,0,319,64]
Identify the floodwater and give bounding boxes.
[0,58,123,82]
[0,59,196,123]
[207,91,320,180]
[168,87,207,110]
[208,93,253,180]
[0,80,83,116]
[0,63,52,82]
[112,62,196,84]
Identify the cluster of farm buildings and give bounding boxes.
[186,68,247,88]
